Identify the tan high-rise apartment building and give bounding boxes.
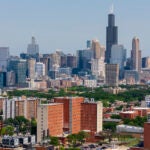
[131,37,142,72]
[26,98,38,119]
[3,96,39,120]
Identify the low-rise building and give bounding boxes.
[133,107,150,117]
[117,124,143,134]
[120,111,139,119]
[103,87,127,94]
[84,79,97,88]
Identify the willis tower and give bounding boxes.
[105,7,118,63]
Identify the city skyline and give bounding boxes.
[0,0,150,57]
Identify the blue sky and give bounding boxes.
[0,0,150,57]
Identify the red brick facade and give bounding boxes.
[144,122,150,150]
[47,104,63,136]
[54,97,84,134]
[120,111,139,119]
[81,103,97,132]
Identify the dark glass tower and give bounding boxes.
[105,13,118,63]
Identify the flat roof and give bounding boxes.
[133,107,150,110]
[0,96,6,98]
[54,96,83,99]
[39,103,63,106]
[120,111,135,114]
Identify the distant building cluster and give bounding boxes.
[0,6,150,150]
[0,10,149,90]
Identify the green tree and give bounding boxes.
[4,116,31,134]
[76,131,89,143]
[0,127,6,135]
[50,136,59,146]
[1,125,14,136]
[31,118,37,135]
[111,114,121,119]
[103,122,117,132]
[67,134,78,146]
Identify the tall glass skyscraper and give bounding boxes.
[8,59,27,87]
[105,12,118,63]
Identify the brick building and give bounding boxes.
[37,97,103,143]
[0,96,6,114]
[37,103,63,143]
[120,107,150,119]
[144,122,150,149]
[120,111,139,119]
[133,107,150,117]
[81,101,103,132]
[54,97,84,134]
[3,96,39,120]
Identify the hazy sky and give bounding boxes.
[0,0,150,57]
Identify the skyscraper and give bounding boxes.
[105,64,119,87]
[110,44,126,79]
[76,49,93,70]
[105,10,118,63]
[8,59,27,87]
[27,37,39,55]
[27,58,36,79]
[110,45,126,69]
[131,37,141,72]
[91,58,105,79]
[35,62,45,77]
[86,40,91,49]
[91,39,105,59]
[0,47,9,71]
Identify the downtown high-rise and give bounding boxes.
[105,11,118,63]
[131,37,141,72]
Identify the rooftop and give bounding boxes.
[120,111,135,114]
[39,103,63,106]
[133,107,150,110]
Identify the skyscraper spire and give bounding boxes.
[109,4,114,14]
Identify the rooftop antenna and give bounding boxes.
[110,4,114,14]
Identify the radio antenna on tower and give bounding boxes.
[110,4,114,14]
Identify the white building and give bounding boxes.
[145,95,150,107]
[35,62,45,77]
[3,98,15,119]
[3,96,39,120]
[0,47,9,71]
[84,79,97,88]
[91,58,105,79]
[116,124,143,134]
[27,37,39,55]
